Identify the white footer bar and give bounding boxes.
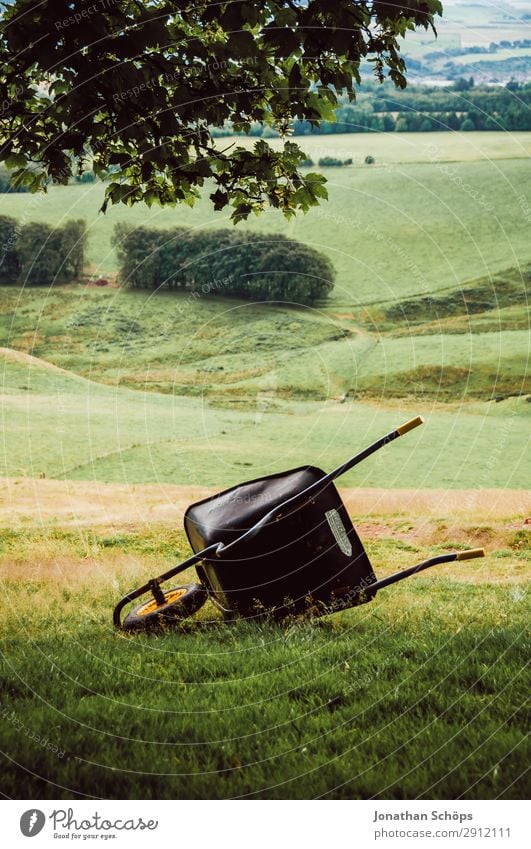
[3,799,528,849]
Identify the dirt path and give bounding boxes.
[0,477,529,529]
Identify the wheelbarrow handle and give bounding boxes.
[327,416,424,483]
[396,416,424,436]
[369,547,485,593]
[199,416,425,559]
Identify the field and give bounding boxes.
[402,1,531,76]
[449,48,531,67]
[0,488,529,799]
[0,345,529,490]
[0,131,529,800]
[1,132,531,307]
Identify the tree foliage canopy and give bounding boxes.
[0,1,442,220]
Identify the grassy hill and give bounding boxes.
[1,132,529,489]
[2,258,529,405]
[1,133,530,309]
[401,1,531,80]
[1,345,529,489]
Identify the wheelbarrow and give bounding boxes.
[113,416,485,631]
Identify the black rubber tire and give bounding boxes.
[123,583,207,632]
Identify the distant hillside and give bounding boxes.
[1,260,529,406]
[400,1,531,83]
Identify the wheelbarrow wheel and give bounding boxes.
[123,583,207,632]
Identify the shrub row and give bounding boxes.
[0,216,87,285]
[300,157,353,167]
[113,225,335,305]
[318,156,353,167]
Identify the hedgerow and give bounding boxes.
[113,225,335,305]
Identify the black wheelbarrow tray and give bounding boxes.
[113,416,485,631]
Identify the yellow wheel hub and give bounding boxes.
[136,587,187,617]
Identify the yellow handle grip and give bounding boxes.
[457,548,486,561]
[396,416,424,436]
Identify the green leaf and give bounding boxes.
[5,153,26,169]
[227,30,258,57]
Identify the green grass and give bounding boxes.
[1,244,529,451]
[353,330,530,400]
[383,266,531,325]
[0,523,528,800]
[1,344,529,488]
[1,260,530,408]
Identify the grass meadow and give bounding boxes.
[0,132,529,799]
[0,346,529,489]
[1,132,531,306]
[0,509,528,800]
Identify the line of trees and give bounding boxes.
[113,225,335,306]
[212,81,531,137]
[0,215,86,285]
